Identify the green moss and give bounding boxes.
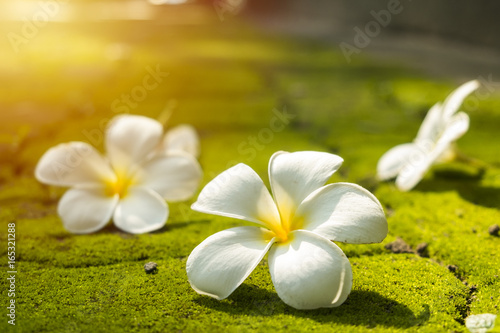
[1,14,499,333]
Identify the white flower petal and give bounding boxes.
[427,111,469,165]
[269,151,343,224]
[376,143,421,181]
[105,115,163,172]
[441,80,479,120]
[186,226,275,300]
[113,187,168,234]
[57,186,118,234]
[162,124,200,157]
[465,313,497,333]
[268,230,352,310]
[191,163,280,228]
[137,152,202,202]
[429,112,469,164]
[415,102,442,144]
[296,183,387,244]
[397,111,469,192]
[439,111,470,146]
[35,142,115,187]
[395,152,433,192]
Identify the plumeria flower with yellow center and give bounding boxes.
[377,80,480,191]
[186,151,387,310]
[35,115,202,234]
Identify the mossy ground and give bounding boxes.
[1,7,500,333]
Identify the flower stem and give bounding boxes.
[158,99,177,129]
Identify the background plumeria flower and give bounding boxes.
[35,115,202,234]
[377,80,480,191]
[466,313,497,333]
[186,151,387,310]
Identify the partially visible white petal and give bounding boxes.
[422,112,469,164]
[415,102,442,144]
[137,152,202,202]
[465,313,497,333]
[186,227,275,300]
[105,115,163,173]
[192,163,280,229]
[269,151,343,224]
[35,142,115,187]
[162,124,200,157]
[394,111,469,192]
[113,187,168,234]
[395,152,433,192]
[441,80,479,120]
[296,183,387,244]
[376,143,421,181]
[58,185,118,234]
[428,111,469,165]
[439,111,470,146]
[268,230,352,310]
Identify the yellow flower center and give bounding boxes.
[264,206,304,244]
[268,223,290,243]
[104,173,134,198]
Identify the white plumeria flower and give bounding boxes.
[377,80,480,191]
[35,115,202,234]
[466,313,497,333]
[186,151,387,310]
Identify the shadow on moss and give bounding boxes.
[415,177,500,209]
[154,219,211,233]
[44,219,211,238]
[195,284,430,329]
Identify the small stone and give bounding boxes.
[488,224,499,236]
[447,264,458,273]
[384,237,414,254]
[416,242,429,257]
[144,262,158,274]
